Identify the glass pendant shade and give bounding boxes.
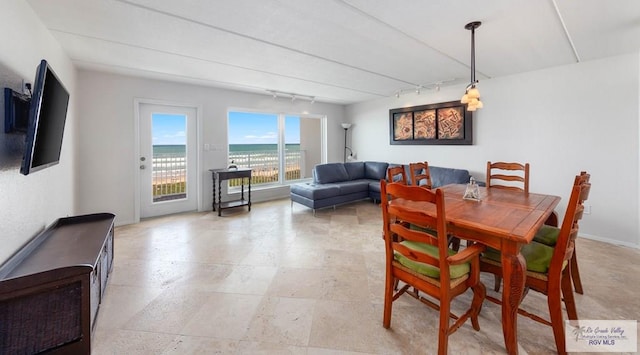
[467,87,480,99]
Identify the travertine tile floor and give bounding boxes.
[92,199,640,354]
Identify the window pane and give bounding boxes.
[228,111,321,186]
[228,111,279,185]
[284,115,300,181]
[152,113,187,202]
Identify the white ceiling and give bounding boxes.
[27,0,640,104]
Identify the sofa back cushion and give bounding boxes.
[364,161,389,180]
[313,163,350,184]
[344,162,366,180]
[430,166,471,188]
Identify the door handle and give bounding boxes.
[140,165,145,170]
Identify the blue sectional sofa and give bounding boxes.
[290,161,476,214]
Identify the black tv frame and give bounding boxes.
[20,60,69,176]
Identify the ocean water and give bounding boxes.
[152,144,300,154]
[153,145,185,155]
[230,144,300,152]
[153,144,302,171]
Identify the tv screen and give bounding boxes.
[20,60,69,175]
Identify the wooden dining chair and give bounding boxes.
[409,162,432,189]
[486,161,530,291]
[486,161,529,193]
[408,161,464,250]
[479,173,591,355]
[486,161,586,294]
[533,171,590,295]
[380,181,486,355]
[387,165,408,184]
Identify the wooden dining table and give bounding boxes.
[389,183,560,355]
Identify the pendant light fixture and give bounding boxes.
[460,21,483,111]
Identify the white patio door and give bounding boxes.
[139,103,198,218]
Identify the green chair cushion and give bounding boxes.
[483,247,501,262]
[482,243,554,273]
[409,224,437,236]
[521,241,555,273]
[533,225,560,246]
[394,240,470,279]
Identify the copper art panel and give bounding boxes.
[437,106,464,139]
[393,112,413,140]
[414,110,436,139]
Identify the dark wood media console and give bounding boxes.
[0,213,115,354]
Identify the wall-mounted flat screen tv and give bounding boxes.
[21,59,70,175]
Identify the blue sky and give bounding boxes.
[152,111,301,145]
[228,111,300,144]
[152,113,186,145]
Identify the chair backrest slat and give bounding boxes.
[409,162,432,189]
[486,161,530,193]
[387,166,407,185]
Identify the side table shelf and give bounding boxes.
[210,168,252,216]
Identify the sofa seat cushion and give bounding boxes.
[314,163,349,184]
[368,180,382,193]
[290,183,341,200]
[337,180,370,194]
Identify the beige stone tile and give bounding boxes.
[279,246,328,269]
[236,340,308,354]
[267,268,369,302]
[123,287,213,333]
[307,348,376,355]
[211,264,278,295]
[91,328,176,355]
[108,258,201,288]
[245,296,316,346]
[93,284,164,330]
[180,292,263,340]
[160,336,240,354]
[308,299,437,353]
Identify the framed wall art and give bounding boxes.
[389,100,473,145]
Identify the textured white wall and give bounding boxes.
[346,53,640,247]
[76,71,345,225]
[0,1,77,264]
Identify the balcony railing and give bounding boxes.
[151,149,305,200]
[152,153,186,201]
[229,149,305,186]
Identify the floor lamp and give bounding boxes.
[341,123,352,162]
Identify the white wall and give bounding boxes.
[0,1,77,264]
[300,118,322,178]
[346,52,640,247]
[76,71,346,225]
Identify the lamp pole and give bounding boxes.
[343,127,348,162]
[341,123,352,162]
